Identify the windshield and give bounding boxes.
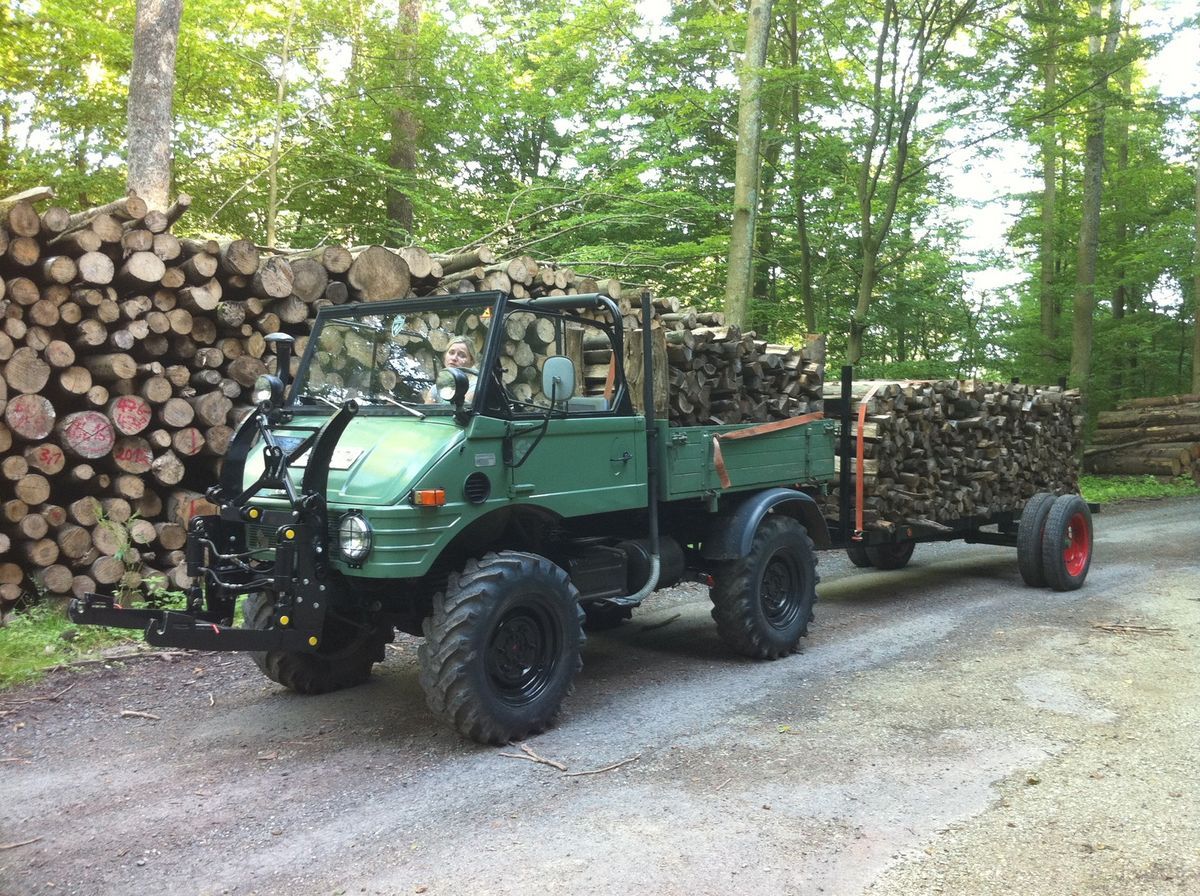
[292,302,491,410]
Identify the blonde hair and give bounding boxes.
[445,335,476,364]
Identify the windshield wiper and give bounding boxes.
[377,394,426,418]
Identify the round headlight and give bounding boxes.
[337,512,373,564]
[252,374,284,406]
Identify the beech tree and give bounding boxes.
[847,0,982,366]
[386,0,422,239]
[1193,128,1200,393]
[723,0,772,327]
[1068,0,1123,395]
[127,0,183,210]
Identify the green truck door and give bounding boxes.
[506,414,647,517]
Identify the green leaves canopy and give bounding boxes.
[2,0,1196,406]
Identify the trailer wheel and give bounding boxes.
[865,540,916,570]
[243,592,391,695]
[709,516,818,660]
[1040,495,1093,592]
[418,551,585,745]
[1017,492,1056,586]
[846,543,873,568]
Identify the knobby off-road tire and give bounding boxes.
[418,551,585,745]
[1040,494,1093,592]
[1017,491,1056,587]
[243,592,391,695]
[865,540,916,570]
[709,515,819,660]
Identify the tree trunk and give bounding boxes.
[1069,0,1123,396]
[723,0,773,328]
[386,0,422,239]
[1036,0,1060,368]
[1109,63,1131,396]
[1193,123,1200,394]
[266,2,297,249]
[788,8,817,336]
[127,0,183,211]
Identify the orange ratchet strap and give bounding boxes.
[712,412,825,489]
[853,383,885,538]
[852,380,932,537]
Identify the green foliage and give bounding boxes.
[0,602,133,690]
[1079,474,1200,505]
[1,0,1195,387]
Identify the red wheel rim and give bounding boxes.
[1063,511,1090,576]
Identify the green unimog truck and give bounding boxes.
[71,290,839,743]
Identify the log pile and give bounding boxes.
[430,260,827,421]
[1084,393,1200,481]
[2,187,827,604]
[820,379,1083,531]
[651,299,824,424]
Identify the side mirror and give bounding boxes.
[435,367,471,407]
[542,356,576,404]
[265,332,296,390]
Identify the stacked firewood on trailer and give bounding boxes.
[1,186,827,605]
[1083,393,1200,481]
[820,379,1083,532]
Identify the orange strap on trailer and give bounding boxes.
[852,380,932,537]
[853,384,884,539]
[712,412,825,489]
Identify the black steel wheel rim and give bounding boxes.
[761,551,803,630]
[487,603,559,706]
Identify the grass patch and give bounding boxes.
[0,602,136,690]
[1080,473,1200,505]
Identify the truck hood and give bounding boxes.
[244,415,466,507]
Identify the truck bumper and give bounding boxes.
[68,509,333,654]
[67,593,312,652]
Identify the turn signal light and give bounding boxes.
[412,488,447,507]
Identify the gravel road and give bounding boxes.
[1,496,1197,896]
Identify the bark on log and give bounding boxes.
[251,255,294,299]
[66,194,148,229]
[219,239,260,277]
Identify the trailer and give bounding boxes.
[70,290,1093,743]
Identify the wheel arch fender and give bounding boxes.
[702,489,831,560]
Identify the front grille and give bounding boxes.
[244,520,339,550]
[245,523,273,551]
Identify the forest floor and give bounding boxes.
[1,497,1197,896]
